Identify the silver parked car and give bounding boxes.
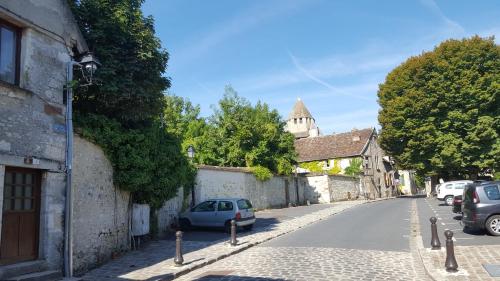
[179,198,256,232]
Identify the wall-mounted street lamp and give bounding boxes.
[187,145,195,160]
[187,145,196,207]
[64,52,100,278]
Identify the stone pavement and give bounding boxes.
[175,246,426,281]
[413,199,500,281]
[79,199,391,281]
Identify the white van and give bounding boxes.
[437,180,473,205]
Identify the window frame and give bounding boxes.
[0,19,21,85]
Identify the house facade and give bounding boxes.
[294,127,396,199]
[0,0,88,275]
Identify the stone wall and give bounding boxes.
[157,188,184,237]
[72,136,130,274]
[328,175,360,201]
[194,166,293,210]
[300,174,360,203]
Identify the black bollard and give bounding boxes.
[430,217,441,250]
[230,219,238,246]
[444,230,458,272]
[174,231,184,266]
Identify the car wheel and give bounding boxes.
[243,224,253,231]
[179,218,191,231]
[485,215,500,236]
[445,196,453,206]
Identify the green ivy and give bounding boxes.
[344,158,363,176]
[299,161,325,173]
[252,166,273,181]
[328,159,342,175]
[75,113,196,209]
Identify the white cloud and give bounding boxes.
[419,0,465,36]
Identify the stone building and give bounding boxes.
[0,0,89,278]
[294,128,396,199]
[285,98,321,139]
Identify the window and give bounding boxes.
[294,118,297,124]
[0,21,20,84]
[325,160,330,168]
[484,185,500,200]
[237,199,252,210]
[299,118,303,124]
[217,201,233,211]
[193,200,216,212]
[454,183,465,190]
[445,184,453,189]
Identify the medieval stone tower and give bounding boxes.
[285,98,320,139]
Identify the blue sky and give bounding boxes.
[142,0,499,134]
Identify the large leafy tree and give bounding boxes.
[70,0,169,128]
[166,87,297,176]
[378,36,500,179]
[70,0,195,209]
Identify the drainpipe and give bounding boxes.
[64,60,77,278]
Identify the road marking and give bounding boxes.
[404,218,410,221]
[441,222,446,225]
[455,238,474,240]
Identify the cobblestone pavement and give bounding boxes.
[176,246,427,281]
[80,199,387,280]
[414,198,500,281]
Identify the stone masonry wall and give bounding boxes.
[328,175,360,201]
[157,188,184,237]
[194,166,290,210]
[72,136,130,275]
[301,174,360,203]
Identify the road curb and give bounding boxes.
[169,197,395,280]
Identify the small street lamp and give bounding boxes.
[187,145,195,160]
[64,52,100,278]
[187,145,196,207]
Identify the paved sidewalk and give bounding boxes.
[79,198,391,281]
[413,198,500,281]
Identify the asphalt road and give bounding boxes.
[169,203,332,242]
[265,198,412,251]
[417,197,499,246]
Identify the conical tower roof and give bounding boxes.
[288,98,313,119]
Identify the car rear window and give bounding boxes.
[483,185,500,200]
[237,199,253,210]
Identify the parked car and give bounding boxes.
[462,181,500,236]
[179,198,256,232]
[452,195,462,214]
[437,180,473,206]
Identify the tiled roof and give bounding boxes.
[294,128,374,162]
[288,99,313,119]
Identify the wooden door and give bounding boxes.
[0,167,41,265]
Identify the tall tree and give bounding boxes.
[70,0,169,128]
[378,36,500,179]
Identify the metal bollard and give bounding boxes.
[430,217,441,250]
[444,230,458,272]
[230,219,238,246]
[174,231,184,266]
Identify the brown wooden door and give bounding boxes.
[1,167,41,265]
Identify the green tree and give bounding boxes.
[378,36,500,179]
[193,86,297,176]
[70,0,169,128]
[344,158,362,176]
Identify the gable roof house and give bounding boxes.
[295,128,396,199]
[0,0,90,278]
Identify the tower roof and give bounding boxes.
[288,98,313,119]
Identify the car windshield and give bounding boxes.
[237,199,253,210]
